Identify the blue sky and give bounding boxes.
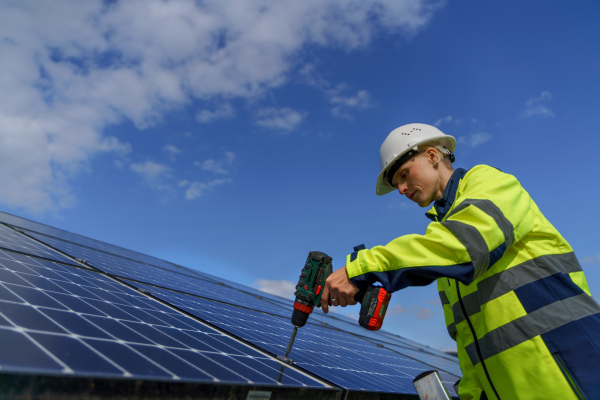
[1,0,599,351]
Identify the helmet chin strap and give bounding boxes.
[442,146,455,163]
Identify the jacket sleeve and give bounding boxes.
[346,166,535,292]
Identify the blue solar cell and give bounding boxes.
[14,273,71,294]
[0,328,64,373]
[30,332,125,375]
[82,315,155,344]
[168,349,252,383]
[84,339,173,378]
[43,291,107,316]
[42,309,114,339]
[127,344,214,380]
[0,302,67,333]
[7,284,70,310]
[0,283,28,303]
[0,269,34,287]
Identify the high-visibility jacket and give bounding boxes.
[346,165,600,400]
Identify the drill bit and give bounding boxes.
[276,327,297,365]
[284,326,298,358]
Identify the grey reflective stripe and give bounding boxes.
[447,322,457,340]
[443,199,515,279]
[442,220,489,279]
[447,199,514,249]
[477,252,582,305]
[439,290,450,305]
[440,287,458,339]
[465,293,600,366]
[451,292,479,326]
[449,252,583,325]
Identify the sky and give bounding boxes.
[1,0,599,351]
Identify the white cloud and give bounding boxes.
[416,306,434,320]
[162,145,182,161]
[582,254,600,264]
[330,90,373,118]
[255,108,306,131]
[132,151,236,196]
[130,160,174,191]
[434,115,453,126]
[254,279,296,299]
[300,66,374,117]
[196,103,235,123]
[522,91,554,118]
[434,116,491,148]
[426,298,441,306]
[387,304,410,315]
[0,0,441,212]
[182,178,232,200]
[198,152,236,174]
[457,132,492,148]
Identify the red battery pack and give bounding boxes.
[358,286,391,331]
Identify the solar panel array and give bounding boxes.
[0,211,461,399]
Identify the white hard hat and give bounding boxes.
[376,123,456,196]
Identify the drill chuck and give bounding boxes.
[291,303,311,327]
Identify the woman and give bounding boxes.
[321,123,600,400]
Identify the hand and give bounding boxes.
[320,266,359,314]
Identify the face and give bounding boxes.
[391,150,444,207]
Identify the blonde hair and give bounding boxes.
[417,140,454,167]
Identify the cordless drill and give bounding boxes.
[282,248,391,361]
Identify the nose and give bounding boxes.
[397,182,408,195]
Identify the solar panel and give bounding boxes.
[22,231,294,316]
[126,281,460,394]
[0,249,330,394]
[0,211,461,399]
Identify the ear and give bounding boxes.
[425,148,439,166]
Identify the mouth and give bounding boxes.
[408,191,416,200]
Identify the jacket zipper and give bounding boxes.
[553,352,586,400]
[456,279,501,400]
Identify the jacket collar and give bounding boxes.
[425,168,468,222]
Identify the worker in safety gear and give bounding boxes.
[320,123,600,400]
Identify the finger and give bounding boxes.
[320,285,330,310]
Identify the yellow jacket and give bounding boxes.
[346,165,600,400]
